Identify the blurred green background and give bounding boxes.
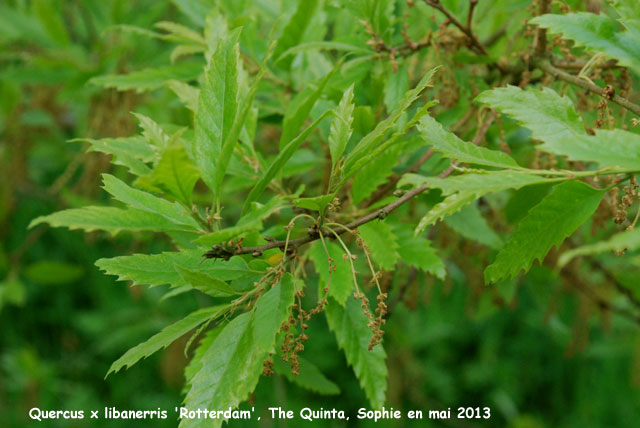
[1,1,639,427]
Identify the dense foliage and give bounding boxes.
[3,0,640,427]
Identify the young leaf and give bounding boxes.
[485,181,606,284]
[325,296,387,409]
[193,34,239,195]
[558,227,640,267]
[417,115,521,169]
[107,305,226,377]
[293,194,336,212]
[168,80,200,112]
[358,222,400,271]
[328,84,355,168]
[101,174,201,231]
[477,86,640,170]
[530,12,640,74]
[89,63,203,93]
[180,275,295,428]
[29,206,187,235]
[96,251,251,288]
[133,113,170,149]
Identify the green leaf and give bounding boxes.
[358,222,399,271]
[404,172,556,196]
[138,145,200,205]
[74,136,153,176]
[243,110,332,213]
[96,251,251,288]
[417,115,521,169]
[344,68,438,177]
[273,0,321,69]
[180,275,295,428]
[133,113,170,149]
[485,181,606,284]
[168,80,200,112]
[273,356,340,395]
[293,194,336,212]
[89,63,203,93]
[531,12,640,73]
[29,206,188,235]
[415,191,478,234]
[477,86,640,170]
[193,34,239,195]
[101,174,201,231]
[195,223,262,246]
[309,241,354,306]
[107,305,225,377]
[278,41,370,61]
[325,296,387,409]
[558,227,640,267]
[384,64,409,112]
[175,266,239,297]
[392,224,446,279]
[328,84,355,168]
[280,62,341,151]
[445,204,503,249]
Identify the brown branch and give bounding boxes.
[424,0,487,56]
[534,0,551,57]
[536,59,640,117]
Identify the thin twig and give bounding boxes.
[536,59,640,117]
[424,0,487,56]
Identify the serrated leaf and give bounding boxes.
[328,84,355,168]
[175,266,238,297]
[29,206,187,235]
[133,113,170,149]
[477,86,640,170]
[195,222,262,246]
[415,191,478,234]
[325,296,387,409]
[273,0,321,69]
[405,172,556,196]
[90,63,203,93]
[392,224,446,279]
[558,227,640,267]
[138,145,200,205]
[384,64,409,112]
[75,137,153,176]
[168,80,200,112]
[280,61,342,151]
[531,12,640,73]
[309,241,354,306]
[273,357,340,395]
[485,181,605,284]
[107,305,226,377]
[101,174,201,231]
[344,68,438,176]
[180,275,295,428]
[358,222,399,271]
[417,115,521,169]
[193,34,239,194]
[96,251,251,288]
